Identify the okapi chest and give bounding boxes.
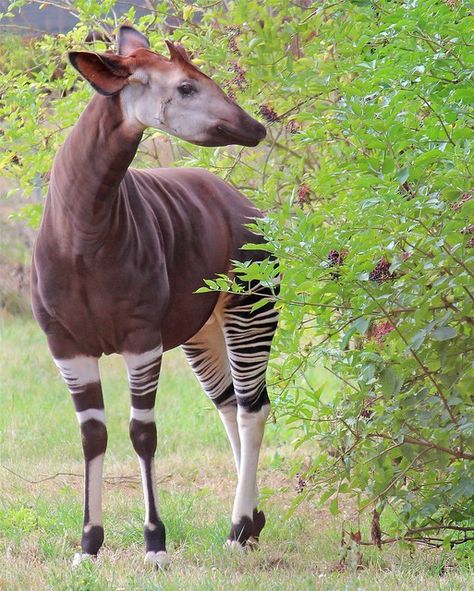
[31,24,277,568]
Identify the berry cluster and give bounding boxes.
[259,104,280,123]
[297,183,311,205]
[229,62,247,89]
[327,249,348,279]
[368,321,395,343]
[327,249,348,267]
[369,257,395,282]
[225,62,247,99]
[296,472,306,494]
[225,26,242,56]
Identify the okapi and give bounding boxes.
[31,25,278,567]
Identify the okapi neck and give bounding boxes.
[47,93,142,254]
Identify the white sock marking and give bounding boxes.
[231,404,270,523]
[86,453,104,527]
[137,456,159,528]
[218,405,241,476]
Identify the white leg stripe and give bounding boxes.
[76,408,106,424]
[218,405,241,476]
[87,454,104,526]
[138,457,159,526]
[53,356,100,394]
[123,345,163,371]
[130,407,155,423]
[232,405,270,522]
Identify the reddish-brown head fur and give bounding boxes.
[69,25,266,147]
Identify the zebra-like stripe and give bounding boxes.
[123,346,162,398]
[223,296,278,408]
[53,356,100,395]
[182,342,232,401]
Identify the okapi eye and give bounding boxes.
[178,82,196,97]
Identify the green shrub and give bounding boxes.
[1,0,473,549]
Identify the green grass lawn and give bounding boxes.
[0,313,471,591]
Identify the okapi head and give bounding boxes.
[69,25,266,147]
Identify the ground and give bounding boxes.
[0,314,471,591]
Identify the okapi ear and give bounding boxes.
[69,51,132,96]
[117,25,150,56]
[165,40,191,63]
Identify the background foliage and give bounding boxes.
[1,0,473,554]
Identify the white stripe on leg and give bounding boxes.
[53,356,100,394]
[137,456,160,530]
[86,453,105,528]
[218,404,241,476]
[231,404,270,524]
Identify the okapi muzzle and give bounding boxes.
[32,24,277,569]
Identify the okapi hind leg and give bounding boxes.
[182,313,241,473]
[123,345,168,569]
[223,289,278,549]
[53,356,107,565]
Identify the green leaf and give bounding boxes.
[397,167,409,184]
[380,367,403,397]
[432,327,457,341]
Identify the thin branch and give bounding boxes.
[418,95,455,146]
[367,433,474,461]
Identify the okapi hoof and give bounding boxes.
[252,509,266,541]
[144,550,169,570]
[226,510,266,550]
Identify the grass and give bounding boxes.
[0,312,472,590]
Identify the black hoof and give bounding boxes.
[252,509,266,540]
[81,525,104,556]
[227,509,266,547]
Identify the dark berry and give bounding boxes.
[225,62,248,95]
[360,397,375,419]
[369,257,395,282]
[297,183,310,205]
[296,472,306,494]
[259,104,279,123]
[327,249,348,267]
[228,36,240,55]
[368,321,395,343]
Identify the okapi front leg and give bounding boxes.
[123,345,168,568]
[53,356,107,564]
